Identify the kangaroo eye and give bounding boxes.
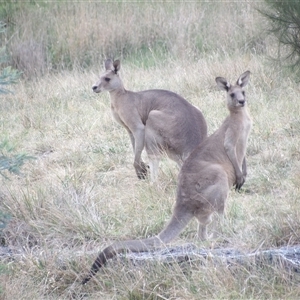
[242,91,245,96]
[104,77,111,82]
[230,93,235,98]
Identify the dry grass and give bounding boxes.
[3,1,267,77]
[1,1,300,299]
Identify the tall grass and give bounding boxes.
[1,1,267,77]
[1,1,300,299]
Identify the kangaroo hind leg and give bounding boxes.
[196,214,213,241]
[147,154,160,182]
[195,175,229,241]
[145,123,164,182]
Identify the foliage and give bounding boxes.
[0,211,10,234]
[0,153,34,179]
[0,22,30,178]
[0,65,20,94]
[0,21,20,93]
[262,1,300,77]
[0,140,34,179]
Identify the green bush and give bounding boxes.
[0,148,34,179]
[262,1,300,77]
[0,21,20,93]
[0,24,29,177]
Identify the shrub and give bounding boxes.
[0,21,20,93]
[262,1,300,77]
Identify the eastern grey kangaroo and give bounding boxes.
[92,59,207,181]
[83,71,252,284]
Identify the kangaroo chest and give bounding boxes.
[239,114,252,146]
[110,103,125,126]
[110,92,153,128]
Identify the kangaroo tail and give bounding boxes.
[81,237,158,285]
[82,210,193,284]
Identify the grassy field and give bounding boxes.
[1,1,300,299]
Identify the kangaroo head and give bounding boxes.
[92,59,123,93]
[215,71,250,110]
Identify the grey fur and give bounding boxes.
[92,59,208,181]
[82,71,252,284]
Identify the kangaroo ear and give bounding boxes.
[113,60,121,74]
[216,77,231,91]
[104,59,113,71]
[236,71,250,87]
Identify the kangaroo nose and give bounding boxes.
[238,100,245,105]
[92,86,97,91]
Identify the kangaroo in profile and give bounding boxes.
[92,59,207,181]
[82,71,251,284]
